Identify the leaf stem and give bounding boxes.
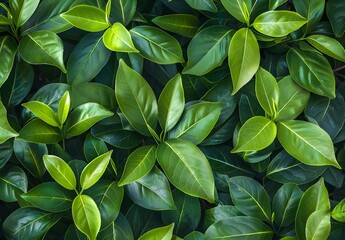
[333,65,345,72]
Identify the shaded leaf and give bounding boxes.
[0,36,17,87]
[0,101,19,144]
[0,165,27,202]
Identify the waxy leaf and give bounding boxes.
[158,74,184,133]
[0,101,19,144]
[10,0,39,27]
[0,165,27,202]
[115,60,158,136]
[306,35,345,62]
[157,139,215,202]
[58,90,70,126]
[229,28,260,94]
[183,26,234,76]
[253,11,307,37]
[205,205,243,228]
[22,101,59,127]
[98,213,134,240]
[43,155,76,190]
[269,0,287,10]
[80,150,112,190]
[19,119,61,144]
[306,210,331,240]
[220,0,252,24]
[332,198,345,222]
[286,48,335,98]
[326,0,345,37]
[19,30,66,72]
[60,5,110,32]
[185,0,217,12]
[0,36,17,87]
[228,176,272,222]
[103,22,138,52]
[72,194,101,240]
[277,120,340,169]
[232,116,276,152]
[110,0,136,26]
[83,134,108,163]
[130,26,184,64]
[138,223,174,240]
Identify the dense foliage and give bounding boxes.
[0,0,345,239]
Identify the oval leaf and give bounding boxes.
[332,198,345,222]
[19,119,61,144]
[22,101,59,127]
[110,0,136,26]
[0,36,17,87]
[220,0,252,23]
[58,90,70,126]
[306,210,331,240]
[0,101,19,144]
[0,165,28,202]
[103,22,138,52]
[185,0,217,12]
[306,34,345,62]
[138,223,174,240]
[10,0,39,27]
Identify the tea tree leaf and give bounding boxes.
[232,116,276,152]
[19,30,66,73]
[229,28,260,94]
[157,139,215,203]
[138,223,174,240]
[22,101,59,127]
[0,36,17,87]
[277,120,341,169]
[60,5,110,32]
[115,60,158,137]
[19,119,61,144]
[0,101,19,144]
[103,22,138,52]
[253,11,307,37]
[43,155,77,190]
[72,194,101,240]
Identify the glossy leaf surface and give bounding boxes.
[138,223,174,240]
[103,22,138,52]
[0,165,27,202]
[220,0,252,23]
[19,119,61,144]
[306,34,345,62]
[0,101,19,144]
[0,36,17,87]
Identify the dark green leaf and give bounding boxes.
[98,213,134,240]
[65,224,88,240]
[185,0,217,12]
[0,36,17,87]
[326,0,345,37]
[184,232,204,240]
[83,134,108,162]
[0,165,27,202]
[19,119,61,144]
[10,0,39,27]
[110,0,136,26]
[205,205,243,228]
[0,139,13,168]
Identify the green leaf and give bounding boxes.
[9,0,39,27]
[58,90,70,126]
[157,139,215,203]
[65,103,113,138]
[332,198,345,222]
[229,28,260,94]
[306,35,345,62]
[277,120,340,169]
[272,183,303,229]
[253,11,307,37]
[98,213,134,240]
[0,165,27,202]
[158,74,184,133]
[83,134,108,162]
[19,119,61,144]
[269,0,287,10]
[183,26,234,76]
[185,0,217,12]
[119,146,156,186]
[169,102,222,145]
[293,0,325,35]
[0,101,19,144]
[130,26,184,64]
[80,150,112,191]
[228,176,272,222]
[115,60,158,136]
[205,216,273,240]
[220,0,252,24]
[205,205,243,228]
[110,0,136,26]
[152,14,200,38]
[3,207,61,240]
[13,139,47,178]
[65,224,88,240]
[126,167,175,211]
[72,194,101,240]
[103,22,138,52]
[21,182,74,212]
[286,48,335,98]
[60,5,110,32]
[0,14,10,25]
[276,76,310,121]
[232,116,276,152]
[295,178,330,239]
[184,232,204,240]
[22,101,59,127]
[255,67,279,117]
[306,210,331,240]
[43,155,77,190]
[0,139,13,168]
[67,32,111,85]
[326,0,345,37]
[138,223,174,240]
[0,36,17,87]
[19,30,66,72]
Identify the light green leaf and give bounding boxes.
[277,120,340,169]
[220,0,252,24]
[229,28,260,94]
[158,74,184,133]
[276,76,310,121]
[130,26,184,64]
[80,150,112,191]
[232,116,276,152]
[103,22,138,52]
[10,0,39,27]
[22,101,59,127]
[119,146,156,186]
[115,60,158,136]
[0,36,17,87]
[138,223,174,240]
[19,30,66,72]
[306,210,331,240]
[43,155,76,190]
[0,14,10,25]
[58,90,70,126]
[0,165,27,202]
[253,11,307,37]
[269,0,287,10]
[72,194,101,240]
[0,101,19,144]
[65,103,114,138]
[183,26,234,76]
[306,35,345,62]
[286,48,335,98]
[157,139,215,202]
[185,0,217,12]
[332,198,345,222]
[152,14,200,38]
[255,67,279,117]
[19,119,61,144]
[60,4,110,32]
